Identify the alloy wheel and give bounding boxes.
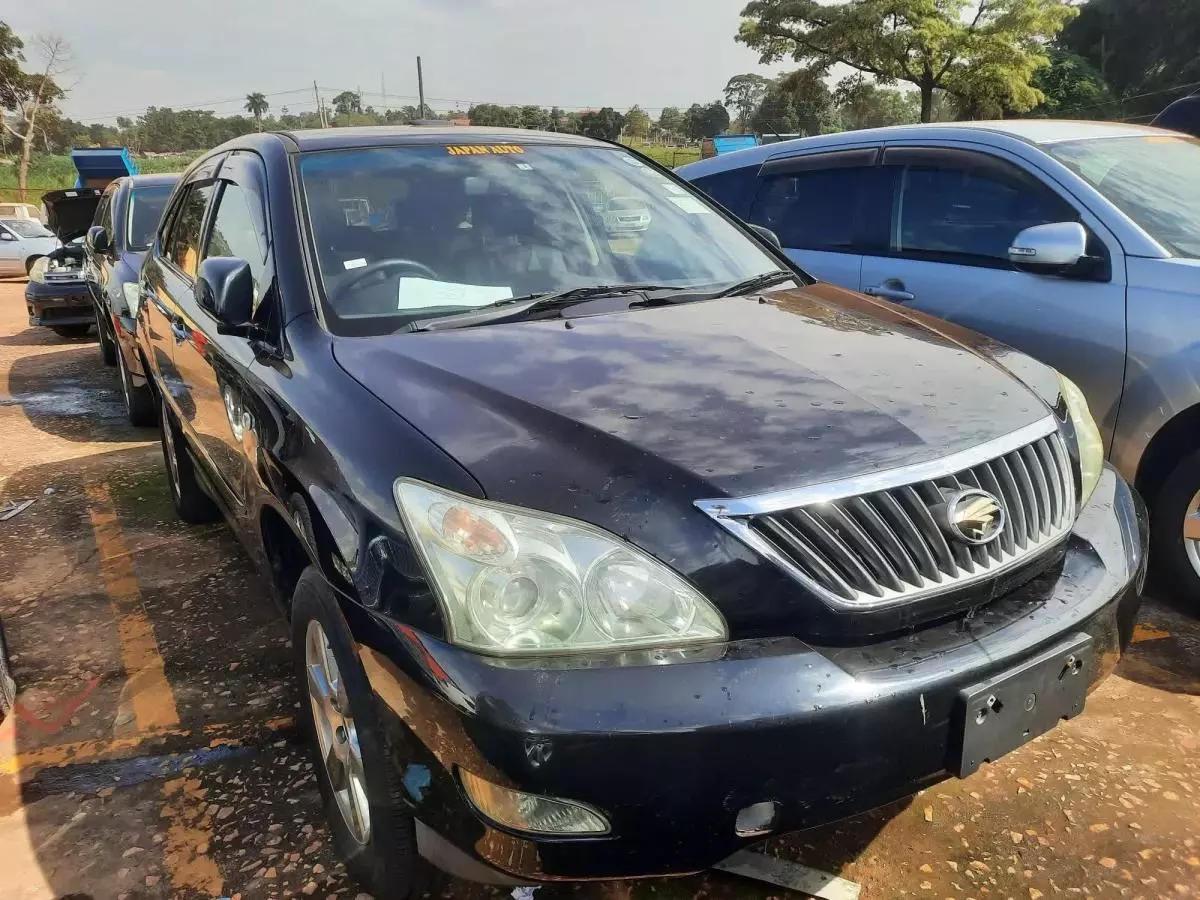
[1184,489,1200,579]
[305,619,371,844]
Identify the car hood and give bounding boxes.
[42,188,102,242]
[332,283,1052,506]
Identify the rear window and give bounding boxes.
[128,185,175,251]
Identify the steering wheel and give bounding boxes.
[332,258,441,307]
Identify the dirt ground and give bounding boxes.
[0,277,1197,900]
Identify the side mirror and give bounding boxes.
[0,232,14,242]
[1008,222,1087,270]
[748,224,782,250]
[85,225,110,254]
[195,257,254,332]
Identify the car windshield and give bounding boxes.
[4,218,53,239]
[128,184,174,251]
[1047,134,1200,258]
[298,143,785,335]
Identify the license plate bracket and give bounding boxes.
[954,633,1092,777]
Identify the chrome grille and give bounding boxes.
[697,420,1076,610]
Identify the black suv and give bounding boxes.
[135,127,1145,897]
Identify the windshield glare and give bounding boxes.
[1048,134,1200,258]
[128,185,174,251]
[4,219,53,239]
[299,144,782,335]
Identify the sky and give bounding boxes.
[6,0,792,124]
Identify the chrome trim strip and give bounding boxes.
[695,417,1058,518]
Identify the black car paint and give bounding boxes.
[86,175,181,385]
[133,128,1145,883]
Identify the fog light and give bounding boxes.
[735,800,779,837]
[459,768,610,836]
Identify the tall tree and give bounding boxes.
[331,90,362,117]
[624,105,652,139]
[834,75,921,129]
[724,73,771,128]
[737,0,1078,122]
[684,101,731,139]
[1029,47,1114,118]
[0,30,71,192]
[657,106,685,137]
[578,107,625,141]
[244,92,269,124]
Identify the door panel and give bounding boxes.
[0,225,20,274]
[860,145,1128,447]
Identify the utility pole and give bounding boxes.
[313,80,326,127]
[417,56,426,118]
[381,72,387,113]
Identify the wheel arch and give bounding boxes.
[1134,402,1200,505]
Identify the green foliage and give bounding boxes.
[624,105,652,139]
[1059,0,1200,117]
[467,103,522,128]
[0,21,24,110]
[331,91,362,117]
[1029,47,1115,118]
[579,107,625,141]
[657,106,685,137]
[834,75,921,129]
[244,92,269,120]
[738,0,1078,121]
[724,73,772,127]
[684,101,731,139]
[0,151,195,195]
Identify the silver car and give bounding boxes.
[0,217,59,276]
[679,121,1200,599]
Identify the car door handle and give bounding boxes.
[864,284,916,303]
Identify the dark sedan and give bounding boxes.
[134,126,1145,897]
[84,173,178,425]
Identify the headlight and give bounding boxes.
[122,282,141,317]
[1059,374,1103,506]
[394,480,727,656]
[28,257,49,283]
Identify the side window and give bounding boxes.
[165,183,215,278]
[94,193,112,233]
[689,166,760,217]
[203,181,268,288]
[891,163,1077,263]
[748,166,870,252]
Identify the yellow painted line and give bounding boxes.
[1132,623,1171,643]
[85,481,180,734]
[160,775,224,895]
[0,716,296,777]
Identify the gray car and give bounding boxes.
[0,217,59,276]
[679,121,1200,599]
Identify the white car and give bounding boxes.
[602,196,652,233]
[0,218,59,277]
[0,202,45,223]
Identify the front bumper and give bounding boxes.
[359,466,1146,882]
[25,279,93,327]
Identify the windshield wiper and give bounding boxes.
[407,284,685,332]
[630,270,796,308]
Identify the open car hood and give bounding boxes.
[41,188,102,242]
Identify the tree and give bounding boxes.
[684,101,731,139]
[1027,47,1115,119]
[468,103,521,127]
[751,90,800,135]
[624,105,651,139]
[244,91,269,124]
[578,107,625,141]
[0,29,71,192]
[519,105,550,130]
[331,90,362,117]
[724,73,772,128]
[834,75,921,129]
[657,106,685,137]
[737,0,1078,122]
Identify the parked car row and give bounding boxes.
[679,120,1200,601]
[37,124,1144,897]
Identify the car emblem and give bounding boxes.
[939,489,1005,545]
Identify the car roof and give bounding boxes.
[276,125,607,152]
[677,119,1171,178]
[125,173,181,188]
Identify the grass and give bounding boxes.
[0,152,197,201]
[621,139,703,169]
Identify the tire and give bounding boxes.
[118,349,156,427]
[96,307,117,366]
[159,395,219,524]
[0,618,16,717]
[291,568,419,900]
[50,324,91,338]
[1150,447,1200,602]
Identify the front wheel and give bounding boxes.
[118,348,156,427]
[1150,448,1200,604]
[291,568,420,899]
[50,324,91,338]
[159,396,219,524]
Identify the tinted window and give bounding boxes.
[165,184,214,277]
[748,167,868,252]
[96,191,114,235]
[892,163,1076,262]
[690,166,760,216]
[204,182,268,286]
[128,185,174,251]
